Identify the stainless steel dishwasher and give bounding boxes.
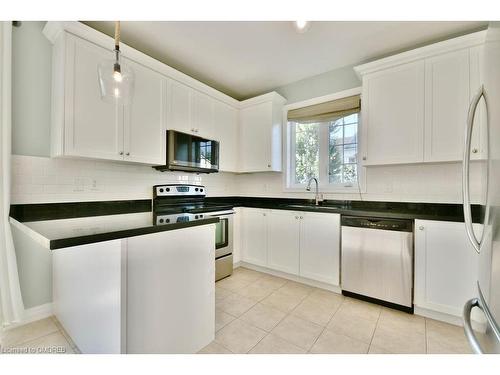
[341,216,414,313]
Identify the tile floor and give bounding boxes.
[199,267,473,354]
[0,267,473,355]
[0,316,79,354]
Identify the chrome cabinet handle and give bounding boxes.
[472,148,478,154]
[362,156,367,161]
[462,85,487,254]
[126,152,130,156]
[463,298,483,354]
[300,216,303,219]
[418,226,424,231]
[119,151,124,155]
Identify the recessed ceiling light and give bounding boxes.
[294,21,311,33]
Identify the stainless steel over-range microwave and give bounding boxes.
[154,130,220,173]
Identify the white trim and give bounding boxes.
[240,261,342,294]
[9,217,51,249]
[414,306,486,333]
[354,30,487,78]
[240,91,287,108]
[3,303,53,331]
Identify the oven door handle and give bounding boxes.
[206,210,235,216]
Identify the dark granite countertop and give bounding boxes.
[9,196,483,250]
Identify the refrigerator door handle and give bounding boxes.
[463,298,484,354]
[463,284,500,354]
[462,85,487,254]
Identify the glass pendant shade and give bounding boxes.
[98,50,134,105]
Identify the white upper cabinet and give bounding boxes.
[424,49,477,162]
[123,58,167,165]
[299,212,340,286]
[355,30,487,166]
[239,93,286,173]
[360,61,425,165]
[213,101,239,172]
[62,33,124,161]
[191,90,214,139]
[167,79,192,135]
[267,210,300,274]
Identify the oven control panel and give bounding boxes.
[154,184,206,197]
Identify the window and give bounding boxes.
[286,93,361,191]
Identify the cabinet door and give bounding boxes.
[241,208,268,267]
[361,61,425,165]
[414,220,480,317]
[64,34,124,160]
[239,102,272,172]
[213,101,238,172]
[167,79,192,134]
[192,91,214,139]
[267,210,300,275]
[299,212,340,285]
[424,50,470,162]
[123,58,166,165]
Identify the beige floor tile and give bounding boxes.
[240,303,286,332]
[10,332,74,354]
[233,267,265,282]
[327,309,377,343]
[216,293,257,317]
[378,308,425,335]
[292,298,338,326]
[368,345,393,354]
[277,281,313,299]
[261,291,304,313]
[215,319,266,353]
[310,329,369,354]
[215,273,253,292]
[216,309,236,332]
[215,285,234,303]
[336,298,381,323]
[426,319,472,354]
[236,283,275,301]
[2,317,59,347]
[254,274,288,290]
[306,289,344,310]
[198,341,233,354]
[371,324,426,354]
[249,333,306,354]
[271,315,323,350]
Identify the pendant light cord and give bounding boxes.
[114,21,120,51]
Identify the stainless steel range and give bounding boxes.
[153,184,234,281]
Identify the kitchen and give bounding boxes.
[0,2,499,372]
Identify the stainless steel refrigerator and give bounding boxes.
[462,22,500,354]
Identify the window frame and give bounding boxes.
[283,87,366,193]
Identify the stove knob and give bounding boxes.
[195,188,199,192]
[159,219,164,223]
[166,219,170,223]
[159,188,164,193]
[195,215,199,219]
[200,188,204,192]
[166,188,170,192]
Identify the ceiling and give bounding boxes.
[84,21,487,100]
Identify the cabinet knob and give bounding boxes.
[419,226,424,231]
[126,152,130,156]
[119,151,124,155]
[362,156,367,161]
[472,148,478,154]
[267,164,271,168]
[262,213,266,217]
[300,216,303,219]
[295,216,299,219]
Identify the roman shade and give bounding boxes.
[287,94,361,124]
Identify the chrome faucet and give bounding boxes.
[306,177,323,206]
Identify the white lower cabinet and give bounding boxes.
[299,211,340,285]
[414,219,480,318]
[267,210,300,274]
[241,208,269,267]
[241,208,340,286]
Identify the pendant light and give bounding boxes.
[98,21,134,105]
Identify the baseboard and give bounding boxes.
[414,306,487,332]
[3,303,53,331]
[239,261,342,294]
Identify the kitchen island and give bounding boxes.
[10,202,218,354]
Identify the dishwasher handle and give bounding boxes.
[341,216,413,232]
